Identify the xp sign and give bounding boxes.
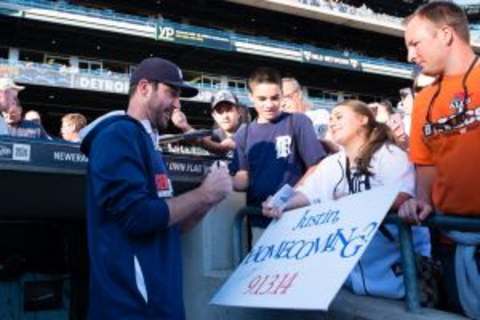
[158,26,175,41]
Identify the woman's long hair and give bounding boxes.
[335,100,398,176]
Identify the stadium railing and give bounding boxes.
[309,97,338,108]
[384,214,480,313]
[9,0,155,26]
[0,58,129,80]
[232,206,480,313]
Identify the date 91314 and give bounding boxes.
[243,272,299,295]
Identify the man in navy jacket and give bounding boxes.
[80,57,232,319]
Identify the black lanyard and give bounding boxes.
[423,55,479,136]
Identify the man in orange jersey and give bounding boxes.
[401,2,479,317]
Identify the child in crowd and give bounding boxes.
[232,67,325,243]
[61,113,87,142]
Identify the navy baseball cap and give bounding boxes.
[130,57,198,98]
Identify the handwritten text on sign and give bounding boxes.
[211,186,399,310]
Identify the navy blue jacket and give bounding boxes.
[81,115,184,320]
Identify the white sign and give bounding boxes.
[12,143,31,162]
[75,76,129,94]
[211,185,399,310]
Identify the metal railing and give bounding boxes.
[385,214,480,312]
[232,206,480,313]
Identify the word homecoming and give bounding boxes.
[242,209,378,265]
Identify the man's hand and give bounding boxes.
[220,137,236,150]
[398,198,433,224]
[171,109,193,132]
[199,161,232,205]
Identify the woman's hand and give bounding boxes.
[262,196,285,219]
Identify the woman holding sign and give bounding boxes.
[262,100,431,301]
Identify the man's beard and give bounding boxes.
[154,110,171,132]
[148,99,170,132]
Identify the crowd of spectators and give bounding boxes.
[298,0,480,43]
[0,57,473,316]
[298,0,405,24]
[0,77,87,142]
[0,2,478,318]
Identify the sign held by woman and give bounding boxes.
[211,185,399,310]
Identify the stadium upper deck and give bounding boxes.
[225,0,480,47]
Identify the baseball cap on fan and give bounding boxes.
[211,90,238,109]
[130,57,198,98]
